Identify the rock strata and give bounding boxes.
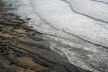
[0,1,91,72]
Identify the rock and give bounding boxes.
[0,0,91,72]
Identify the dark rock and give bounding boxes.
[5,68,16,72]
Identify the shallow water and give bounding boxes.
[4,0,108,72]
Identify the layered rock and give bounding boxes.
[2,0,108,72]
[0,1,91,72]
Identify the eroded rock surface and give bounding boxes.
[0,1,91,72]
[3,0,108,72]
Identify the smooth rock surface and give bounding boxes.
[3,0,108,72]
